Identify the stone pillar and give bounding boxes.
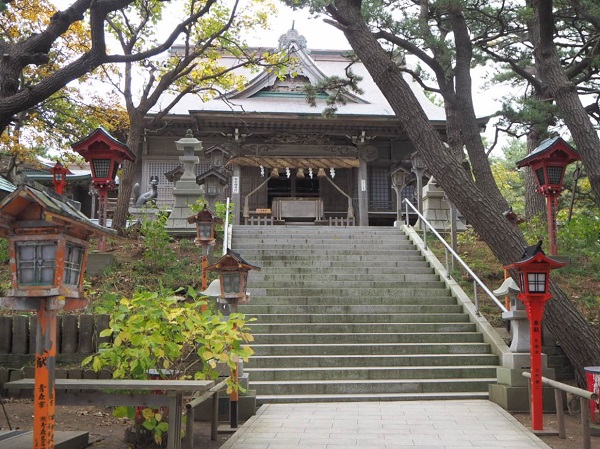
[411,152,426,227]
[422,177,466,231]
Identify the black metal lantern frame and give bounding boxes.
[206,249,260,304]
[187,206,223,247]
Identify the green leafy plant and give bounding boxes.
[138,211,174,272]
[82,286,254,445]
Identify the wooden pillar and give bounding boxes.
[358,159,368,226]
[34,299,57,449]
[231,165,241,226]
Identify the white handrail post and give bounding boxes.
[223,197,230,256]
[474,281,479,315]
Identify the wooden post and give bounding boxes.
[97,189,108,252]
[33,299,58,449]
[526,300,545,430]
[201,255,208,312]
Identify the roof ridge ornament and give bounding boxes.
[278,26,307,51]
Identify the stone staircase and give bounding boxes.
[232,225,499,403]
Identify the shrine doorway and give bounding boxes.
[267,174,320,207]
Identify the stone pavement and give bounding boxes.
[220,400,551,449]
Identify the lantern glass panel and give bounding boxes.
[527,272,546,293]
[64,244,84,286]
[535,168,545,187]
[55,173,63,181]
[206,178,219,195]
[547,166,564,185]
[222,272,241,294]
[17,242,56,286]
[199,223,212,239]
[212,152,224,167]
[92,159,112,179]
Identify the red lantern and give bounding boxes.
[71,128,135,251]
[504,241,566,431]
[71,127,135,190]
[49,161,71,195]
[517,137,581,255]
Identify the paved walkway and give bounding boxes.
[220,400,551,449]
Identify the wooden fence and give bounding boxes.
[0,314,110,367]
[0,314,112,396]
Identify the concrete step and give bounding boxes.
[253,267,436,276]
[246,353,500,368]
[250,378,496,396]
[250,342,492,356]
[249,332,484,344]
[241,251,426,259]
[246,322,478,333]
[243,305,463,314]
[255,391,490,404]
[234,240,415,247]
[246,313,470,324]
[248,280,444,288]
[248,287,451,297]
[246,365,498,381]
[253,260,430,268]
[242,296,458,306]
[232,225,403,234]
[232,224,500,404]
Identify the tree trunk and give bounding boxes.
[112,115,144,232]
[531,0,600,208]
[328,0,600,386]
[524,130,548,220]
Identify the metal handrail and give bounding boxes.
[402,198,508,314]
[523,372,596,449]
[223,197,231,255]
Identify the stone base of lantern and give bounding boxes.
[165,188,203,236]
[489,356,556,412]
[128,206,160,223]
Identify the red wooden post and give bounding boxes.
[33,301,57,449]
[201,255,208,312]
[96,188,109,252]
[546,195,559,256]
[524,300,545,430]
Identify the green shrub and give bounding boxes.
[83,286,254,445]
[139,211,173,272]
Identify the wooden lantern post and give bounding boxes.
[206,249,260,428]
[71,127,135,251]
[188,206,223,306]
[0,184,113,449]
[517,137,581,255]
[504,242,566,431]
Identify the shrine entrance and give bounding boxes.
[267,174,320,207]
